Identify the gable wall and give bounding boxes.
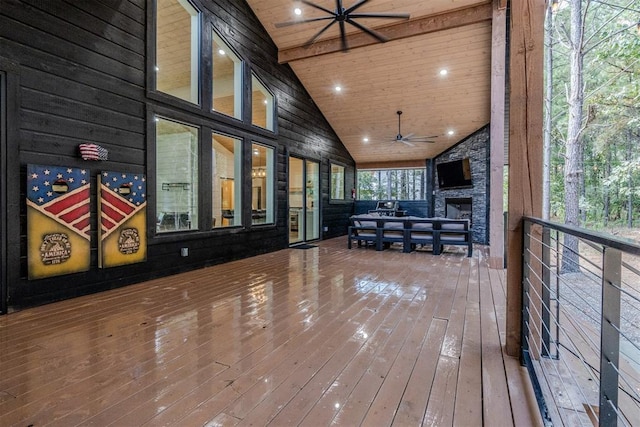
[0,0,355,310]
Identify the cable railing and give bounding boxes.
[522,217,640,426]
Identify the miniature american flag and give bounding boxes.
[79,143,109,161]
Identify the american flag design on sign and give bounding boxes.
[27,165,91,239]
[99,171,146,239]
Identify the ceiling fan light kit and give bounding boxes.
[276,0,410,52]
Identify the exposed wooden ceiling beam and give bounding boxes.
[278,2,493,64]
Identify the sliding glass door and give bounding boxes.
[289,157,319,244]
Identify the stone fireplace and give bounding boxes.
[433,126,489,244]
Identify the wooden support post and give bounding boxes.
[506,0,545,357]
[489,0,507,269]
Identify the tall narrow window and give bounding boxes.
[156,0,200,104]
[251,74,274,131]
[156,117,199,232]
[212,31,242,119]
[212,133,242,228]
[252,143,274,224]
[331,163,345,200]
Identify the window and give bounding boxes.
[153,5,278,127]
[252,143,274,224]
[357,168,426,200]
[330,163,345,200]
[251,74,274,131]
[212,31,242,119]
[212,133,241,228]
[156,117,199,232]
[155,0,200,104]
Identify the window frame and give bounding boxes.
[152,0,202,106]
[211,131,243,229]
[147,1,283,239]
[356,167,428,201]
[250,72,276,133]
[153,115,202,234]
[211,28,244,121]
[330,161,347,202]
[250,141,276,226]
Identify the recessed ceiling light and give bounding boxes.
[363,137,369,142]
[439,69,448,76]
[294,7,302,16]
[264,99,268,105]
[447,130,455,136]
[335,86,342,92]
[218,49,226,55]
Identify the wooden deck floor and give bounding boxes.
[0,238,542,426]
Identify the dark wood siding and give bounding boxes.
[0,0,354,310]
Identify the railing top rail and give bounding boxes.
[523,216,640,256]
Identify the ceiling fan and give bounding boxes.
[390,111,437,146]
[275,0,410,52]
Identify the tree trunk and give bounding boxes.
[580,145,586,224]
[543,3,554,221]
[604,148,611,226]
[628,138,633,228]
[561,0,584,274]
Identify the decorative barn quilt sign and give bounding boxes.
[98,171,147,268]
[27,165,91,279]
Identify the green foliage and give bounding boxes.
[357,169,426,201]
[547,0,640,227]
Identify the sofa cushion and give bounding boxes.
[411,222,433,230]
[440,234,467,242]
[441,222,466,231]
[351,214,379,228]
[410,232,434,241]
[383,221,404,230]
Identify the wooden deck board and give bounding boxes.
[453,256,483,425]
[421,257,471,426]
[479,253,515,427]
[0,238,541,426]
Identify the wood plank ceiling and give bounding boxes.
[245,0,494,167]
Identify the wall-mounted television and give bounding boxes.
[437,158,472,189]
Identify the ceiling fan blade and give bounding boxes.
[402,133,415,140]
[304,20,337,47]
[346,18,387,43]
[275,16,335,28]
[345,0,370,14]
[407,135,438,140]
[349,12,411,20]
[401,140,415,147]
[339,20,348,51]
[301,0,335,15]
[407,139,436,143]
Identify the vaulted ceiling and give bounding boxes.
[245,0,495,167]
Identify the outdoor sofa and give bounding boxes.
[347,214,472,257]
